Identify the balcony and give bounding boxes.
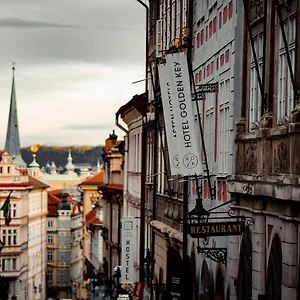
[229,122,300,200]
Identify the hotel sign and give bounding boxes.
[188,221,245,238]
[163,52,202,176]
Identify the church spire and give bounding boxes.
[4,63,26,167]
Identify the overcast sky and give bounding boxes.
[0,0,147,146]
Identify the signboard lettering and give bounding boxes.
[196,83,218,93]
[165,53,202,176]
[121,217,137,284]
[158,64,181,175]
[188,221,245,238]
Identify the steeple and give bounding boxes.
[65,149,75,174]
[4,63,26,167]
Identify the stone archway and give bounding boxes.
[200,261,210,300]
[266,233,282,300]
[215,267,225,300]
[236,227,252,300]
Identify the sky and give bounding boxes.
[0,0,147,146]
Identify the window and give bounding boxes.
[47,220,53,228]
[157,129,165,195]
[59,251,70,261]
[2,229,17,246]
[213,17,217,34]
[57,269,69,283]
[219,12,222,29]
[223,6,228,24]
[7,167,10,174]
[47,235,54,244]
[12,204,16,218]
[2,258,16,271]
[47,251,53,261]
[277,17,296,124]
[0,167,2,173]
[209,21,212,38]
[219,79,231,174]
[197,32,200,48]
[229,1,233,19]
[205,93,215,168]
[249,35,263,129]
[46,269,53,282]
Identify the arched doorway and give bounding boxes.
[236,227,252,300]
[215,267,225,300]
[200,261,210,300]
[191,249,198,300]
[266,233,282,300]
[166,247,184,300]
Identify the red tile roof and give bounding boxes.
[0,183,30,188]
[86,208,102,226]
[47,189,73,216]
[105,184,123,191]
[104,140,122,152]
[80,170,104,185]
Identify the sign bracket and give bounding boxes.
[196,247,227,265]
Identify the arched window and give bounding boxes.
[236,227,252,300]
[266,233,282,300]
[215,267,225,300]
[200,261,210,300]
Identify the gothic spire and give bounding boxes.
[4,63,26,167]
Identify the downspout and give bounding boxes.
[115,112,129,215]
[136,0,149,284]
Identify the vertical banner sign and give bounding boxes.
[121,217,137,284]
[158,63,181,175]
[165,52,202,176]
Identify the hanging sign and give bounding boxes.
[121,217,137,284]
[188,221,245,238]
[165,52,202,176]
[158,63,181,175]
[195,83,218,93]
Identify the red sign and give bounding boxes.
[133,282,144,298]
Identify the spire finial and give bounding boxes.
[12,62,15,77]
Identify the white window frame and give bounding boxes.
[249,35,263,130]
[277,17,296,124]
[218,79,231,175]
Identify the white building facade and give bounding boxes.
[0,152,48,300]
[189,0,244,297]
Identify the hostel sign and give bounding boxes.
[121,217,137,284]
[188,221,245,238]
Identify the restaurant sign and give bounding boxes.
[188,221,245,238]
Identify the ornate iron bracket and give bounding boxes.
[196,247,227,265]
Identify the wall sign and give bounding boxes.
[188,221,245,238]
[121,217,137,284]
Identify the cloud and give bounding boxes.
[61,123,114,130]
[0,18,79,28]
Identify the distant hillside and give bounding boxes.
[21,145,104,168]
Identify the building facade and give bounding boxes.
[99,132,124,279]
[46,189,82,299]
[228,1,300,299]
[0,152,48,300]
[116,93,148,289]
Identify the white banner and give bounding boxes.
[158,63,181,175]
[165,52,202,176]
[121,217,137,284]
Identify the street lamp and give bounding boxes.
[144,250,166,299]
[144,249,155,286]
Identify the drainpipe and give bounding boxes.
[136,0,149,284]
